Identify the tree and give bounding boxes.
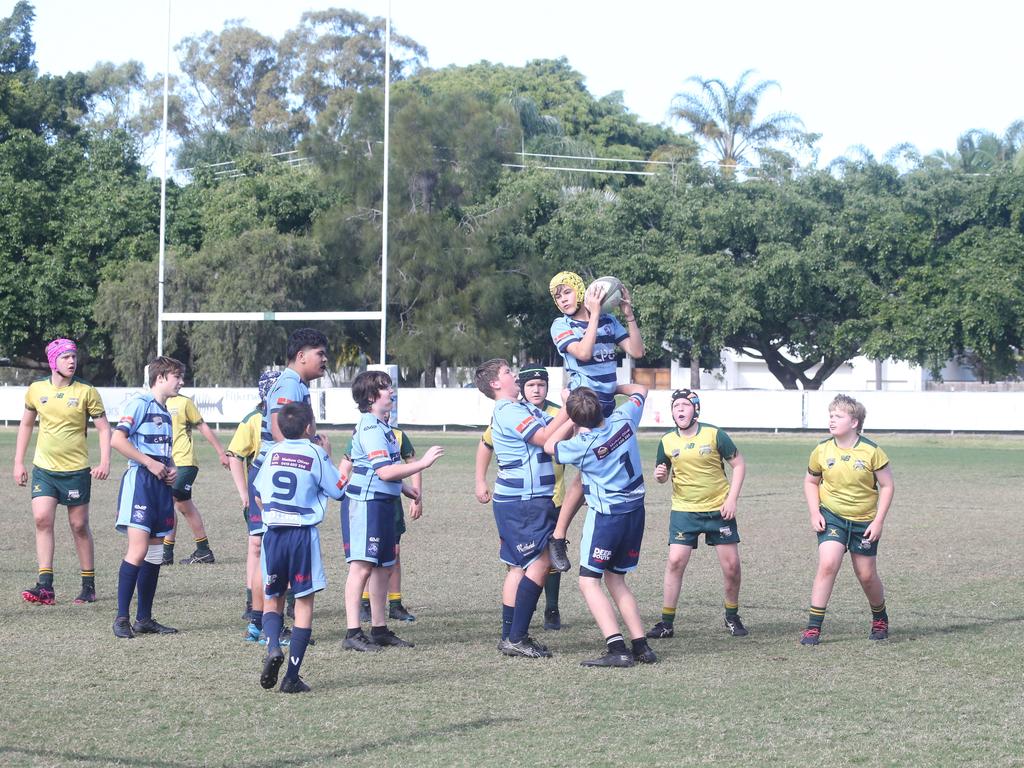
[670,69,806,175]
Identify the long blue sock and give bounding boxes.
[116,561,139,618]
[509,578,543,643]
[135,561,160,620]
[285,626,312,681]
[502,604,515,641]
[251,610,264,631]
[263,611,283,652]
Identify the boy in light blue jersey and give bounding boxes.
[342,370,444,652]
[475,358,571,659]
[547,271,645,573]
[110,356,184,639]
[544,385,657,668]
[253,328,330,487]
[253,402,342,693]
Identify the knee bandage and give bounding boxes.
[145,544,164,565]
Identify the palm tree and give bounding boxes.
[669,69,804,175]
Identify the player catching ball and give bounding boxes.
[801,394,895,646]
[546,271,644,574]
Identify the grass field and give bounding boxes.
[1,428,1023,768]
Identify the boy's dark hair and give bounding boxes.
[287,328,329,362]
[566,387,603,429]
[278,402,314,439]
[352,370,392,413]
[474,358,508,400]
[148,356,185,387]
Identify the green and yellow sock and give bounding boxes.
[81,570,95,590]
[808,605,826,630]
[194,536,211,552]
[162,537,174,558]
[388,592,402,607]
[361,591,370,608]
[661,607,676,626]
[871,601,888,622]
[38,568,54,589]
[725,601,739,619]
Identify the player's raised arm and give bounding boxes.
[617,285,645,358]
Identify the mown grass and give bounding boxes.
[1,429,1022,767]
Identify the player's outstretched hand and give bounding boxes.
[14,463,28,486]
[619,284,634,311]
[653,464,669,483]
[475,481,492,504]
[810,509,826,532]
[421,445,444,468]
[91,462,110,481]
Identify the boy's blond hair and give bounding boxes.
[829,394,866,433]
[474,358,508,400]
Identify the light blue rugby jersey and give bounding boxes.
[115,393,173,466]
[254,439,344,527]
[555,393,646,514]
[346,412,402,500]
[550,313,628,394]
[490,399,556,502]
[255,368,310,470]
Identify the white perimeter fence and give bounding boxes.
[1,386,1023,433]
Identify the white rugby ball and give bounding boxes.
[588,276,624,314]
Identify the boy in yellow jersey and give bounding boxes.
[341,427,422,624]
[227,370,280,634]
[646,389,749,640]
[475,365,567,632]
[160,393,229,565]
[801,394,894,645]
[14,339,111,605]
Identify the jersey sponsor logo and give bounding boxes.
[859,538,871,549]
[593,423,633,460]
[367,449,389,460]
[853,459,867,471]
[554,330,575,342]
[591,546,612,562]
[293,572,310,583]
[67,398,79,407]
[826,458,836,468]
[270,452,314,471]
[685,442,695,450]
[39,396,48,404]
[827,527,840,537]
[515,540,536,554]
[514,416,535,434]
[56,393,65,399]
[841,455,851,461]
[119,416,135,425]
[699,445,712,455]
[276,397,292,405]
[68,489,80,500]
[152,416,163,427]
[671,448,680,458]
[719,526,732,537]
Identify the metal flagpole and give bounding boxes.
[379,0,391,366]
[156,0,171,358]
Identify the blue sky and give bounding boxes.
[7,0,1022,165]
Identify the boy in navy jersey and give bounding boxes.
[110,356,184,639]
[253,402,343,693]
[544,385,656,667]
[475,359,570,658]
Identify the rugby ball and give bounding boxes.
[589,276,623,314]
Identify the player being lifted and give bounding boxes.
[546,271,644,573]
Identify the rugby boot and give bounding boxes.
[279,675,311,694]
[724,614,749,637]
[132,617,179,635]
[645,621,674,639]
[112,616,135,639]
[260,648,284,689]
[22,584,55,605]
[73,585,97,604]
[580,651,634,668]
[869,619,889,641]
[547,537,571,573]
[800,627,821,645]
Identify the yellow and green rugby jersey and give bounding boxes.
[167,395,204,467]
[24,377,106,472]
[481,401,566,507]
[227,408,263,471]
[808,436,890,523]
[655,422,738,513]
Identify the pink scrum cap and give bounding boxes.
[46,338,77,371]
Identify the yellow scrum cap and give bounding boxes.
[548,271,586,310]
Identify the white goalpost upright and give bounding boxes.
[155,0,392,367]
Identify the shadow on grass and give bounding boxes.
[4,716,504,768]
